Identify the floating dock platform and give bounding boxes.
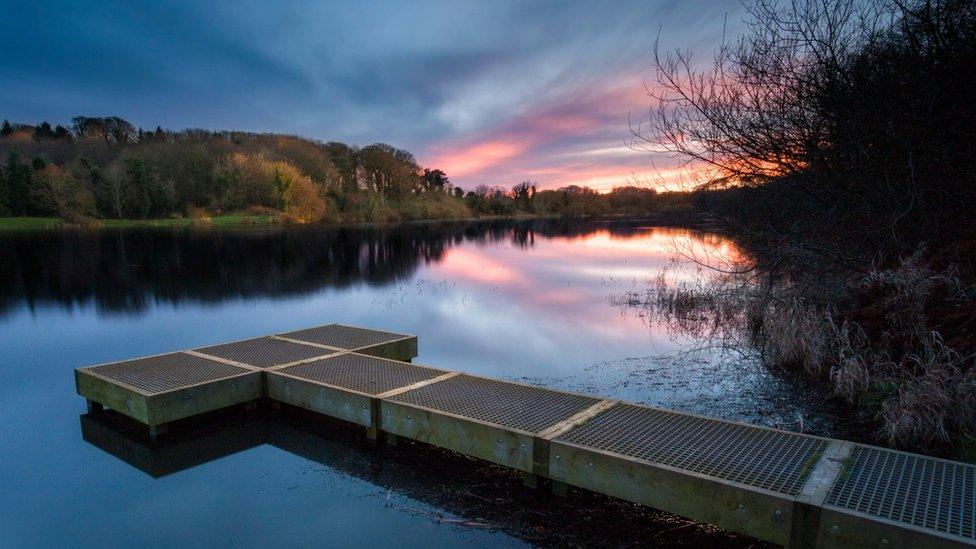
[76,324,975,548]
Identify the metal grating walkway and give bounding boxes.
[556,403,827,495]
[277,353,449,396]
[825,445,976,541]
[89,352,251,395]
[280,324,408,350]
[77,323,976,548]
[194,337,334,368]
[390,374,601,434]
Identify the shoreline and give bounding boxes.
[0,211,711,232]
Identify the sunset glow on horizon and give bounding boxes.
[421,77,699,193]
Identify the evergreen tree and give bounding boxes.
[0,119,12,137]
[422,168,449,192]
[125,158,152,219]
[4,153,32,216]
[34,122,55,140]
[53,125,72,140]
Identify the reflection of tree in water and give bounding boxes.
[0,218,669,316]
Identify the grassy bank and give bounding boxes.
[0,213,543,231]
[0,217,64,230]
[0,215,274,230]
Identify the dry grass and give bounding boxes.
[619,248,976,454]
[759,300,830,375]
[879,333,972,447]
[827,321,880,402]
[612,270,753,345]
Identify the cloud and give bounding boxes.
[421,77,687,191]
[427,140,531,179]
[0,0,741,190]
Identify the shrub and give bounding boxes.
[30,164,95,219]
[186,204,212,225]
[282,177,325,223]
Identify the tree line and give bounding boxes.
[0,117,686,225]
[0,118,469,224]
[461,182,692,217]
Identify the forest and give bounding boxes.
[0,118,689,226]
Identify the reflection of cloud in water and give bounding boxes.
[0,218,842,432]
[438,247,525,285]
[356,225,740,385]
[0,219,726,316]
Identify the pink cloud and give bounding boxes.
[426,140,531,178]
[420,77,693,192]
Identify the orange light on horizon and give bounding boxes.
[420,76,717,193]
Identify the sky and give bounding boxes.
[1,1,742,192]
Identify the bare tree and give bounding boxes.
[637,0,976,257]
[100,162,131,219]
[637,0,891,186]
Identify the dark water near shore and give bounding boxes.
[0,218,839,547]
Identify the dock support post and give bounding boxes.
[86,399,103,414]
[367,396,383,448]
[366,426,380,447]
[789,441,853,548]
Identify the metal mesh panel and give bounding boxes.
[556,403,826,495]
[825,445,975,540]
[280,324,407,350]
[390,375,601,434]
[277,354,448,395]
[89,352,251,395]
[195,337,333,368]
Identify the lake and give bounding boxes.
[0,218,840,547]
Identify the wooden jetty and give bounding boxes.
[76,324,975,548]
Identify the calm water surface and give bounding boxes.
[0,219,833,547]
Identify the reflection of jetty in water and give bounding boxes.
[79,406,741,547]
[0,217,719,316]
